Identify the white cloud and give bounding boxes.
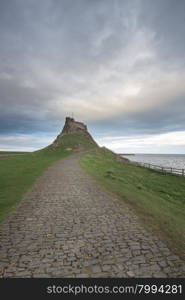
[0,134,54,151]
[97,131,185,154]
[1,0,185,154]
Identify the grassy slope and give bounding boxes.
[0,134,97,224]
[0,151,28,155]
[43,134,98,153]
[80,148,185,257]
[0,151,70,223]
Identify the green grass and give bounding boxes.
[42,134,98,153]
[0,151,28,155]
[80,148,185,257]
[0,134,97,224]
[0,151,70,223]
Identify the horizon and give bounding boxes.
[0,0,185,154]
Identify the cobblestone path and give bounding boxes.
[0,154,184,278]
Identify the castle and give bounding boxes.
[49,117,98,149]
[61,117,88,135]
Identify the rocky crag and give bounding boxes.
[45,117,98,152]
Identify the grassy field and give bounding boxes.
[0,151,70,223]
[0,134,97,224]
[0,151,28,155]
[80,148,185,258]
[42,134,98,153]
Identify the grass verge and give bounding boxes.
[0,133,97,224]
[0,151,28,155]
[80,148,185,258]
[0,151,70,223]
[43,134,98,152]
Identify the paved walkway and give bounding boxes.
[0,154,184,278]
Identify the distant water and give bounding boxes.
[122,154,185,170]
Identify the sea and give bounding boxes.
[122,154,185,170]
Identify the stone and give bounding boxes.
[83,260,91,267]
[48,117,98,150]
[127,271,135,277]
[159,260,167,268]
[33,274,50,278]
[92,266,101,273]
[76,274,89,278]
[102,265,111,272]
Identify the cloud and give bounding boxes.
[0,134,53,152]
[98,131,185,154]
[0,0,185,152]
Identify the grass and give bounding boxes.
[0,134,97,224]
[0,151,28,155]
[0,150,70,223]
[42,134,98,153]
[80,147,185,258]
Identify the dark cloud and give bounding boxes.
[138,0,185,66]
[0,0,185,152]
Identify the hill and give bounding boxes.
[0,117,98,222]
[40,117,98,153]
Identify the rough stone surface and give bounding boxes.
[51,117,97,148]
[0,154,184,278]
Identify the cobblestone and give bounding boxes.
[0,154,184,278]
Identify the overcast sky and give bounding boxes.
[0,0,185,153]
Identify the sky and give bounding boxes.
[0,0,185,153]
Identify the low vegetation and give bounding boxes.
[0,134,97,224]
[80,148,185,258]
[0,151,28,155]
[42,134,98,153]
[0,151,70,223]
